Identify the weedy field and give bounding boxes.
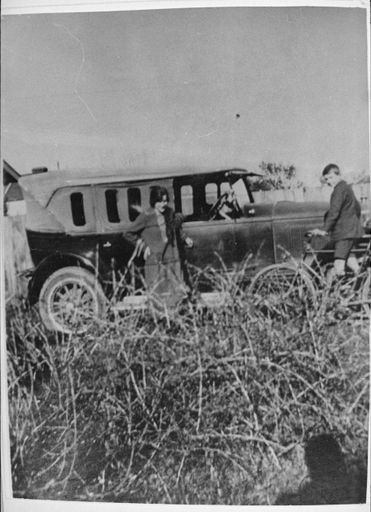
[6,270,369,504]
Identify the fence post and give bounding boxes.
[4,214,32,301]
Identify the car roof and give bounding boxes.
[19,166,252,207]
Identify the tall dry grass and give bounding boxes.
[5,269,369,504]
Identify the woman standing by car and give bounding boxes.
[124,185,193,306]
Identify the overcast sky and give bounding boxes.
[1,6,369,183]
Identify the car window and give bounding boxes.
[48,187,96,233]
[127,187,141,221]
[205,183,218,206]
[105,189,120,223]
[94,185,141,231]
[70,192,86,226]
[220,181,230,195]
[174,174,251,221]
[233,178,249,203]
[180,185,193,216]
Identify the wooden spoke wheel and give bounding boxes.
[249,263,316,316]
[39,266,106,333]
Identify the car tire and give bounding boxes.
[249,263,317,316]
[39,266,106,333]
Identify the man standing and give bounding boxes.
[312,164,363,277]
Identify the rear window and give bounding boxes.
[46,187,95,233]
[70,192,86,226]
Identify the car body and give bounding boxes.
[19,166,328,331]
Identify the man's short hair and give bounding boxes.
[322,164,340,177]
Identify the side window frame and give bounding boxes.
[93,185,131,231]
[127,187,142,222]
[174,178,207,220]
[104,188,120,224]
[205,182,218,207]
[70,191,86,227]
[179,184,194,217]
[48,186,96,233]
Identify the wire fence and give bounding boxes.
[253,183,370,206]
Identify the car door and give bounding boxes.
[233,204,275,275]
[174,180,236,280]
[182,217,236,270]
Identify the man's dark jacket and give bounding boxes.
[324,180,363,241]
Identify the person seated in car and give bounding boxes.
[123,186,193,305]
[219,189,240,219]
[210,188,241,220]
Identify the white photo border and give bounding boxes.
[1,1,370,512]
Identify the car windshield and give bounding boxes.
[223,178,250,205]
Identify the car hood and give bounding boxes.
[241,200,327,220]
[272,200,328,219]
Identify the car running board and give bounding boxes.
[113,291,230,311]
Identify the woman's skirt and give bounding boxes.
[144,249,188,311]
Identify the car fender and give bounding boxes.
[28,252,105,305]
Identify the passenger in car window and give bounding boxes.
[219,189,238,220]
[124,185,193,305]
[209,186,242,220]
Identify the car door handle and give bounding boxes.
[103,241,112,248]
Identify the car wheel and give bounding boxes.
[249,263,317,316]
[39,266,106,333]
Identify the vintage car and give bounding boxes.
[19,167,328,332]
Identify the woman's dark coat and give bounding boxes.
[124,207,188,301]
